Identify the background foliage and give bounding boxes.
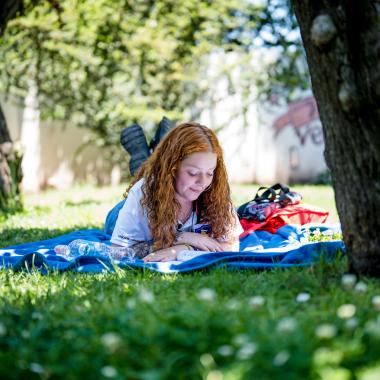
[0,0,309,161]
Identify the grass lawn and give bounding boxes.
[1,183,380,380]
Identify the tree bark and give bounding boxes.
[0,104,14,208]
[0,1,24,211]
[292,1,380,276]
[0,0,23,35]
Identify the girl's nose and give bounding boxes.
[196,174,207,187]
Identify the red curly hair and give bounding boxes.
[125,122,236,249]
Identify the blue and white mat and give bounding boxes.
[0,223,345,274]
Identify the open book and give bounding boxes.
[176,250,212,261]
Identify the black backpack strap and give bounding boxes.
[270,183,289,194]
[254,186,277,203]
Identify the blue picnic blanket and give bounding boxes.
[0,222,345,274]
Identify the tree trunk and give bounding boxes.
[0,105,14,209]
[292,1,380,276]
[0,0,23,35]
[0,103,23,211]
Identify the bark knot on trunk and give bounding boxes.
[311,13,337,47]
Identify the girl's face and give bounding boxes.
[174,151,217,202]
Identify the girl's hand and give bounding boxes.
[177,232,225,252]
[143,245,186,262]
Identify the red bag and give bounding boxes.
[240,204,329,237]
[237,184,302,222]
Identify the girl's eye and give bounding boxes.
[207,172,214,177]
[188,172,197,177]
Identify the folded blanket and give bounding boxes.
[0,223,345,274]
[240,204,329,236]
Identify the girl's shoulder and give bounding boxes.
[129,178,145,196]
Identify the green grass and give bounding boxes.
[1,183,380,380]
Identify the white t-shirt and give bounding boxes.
[110,178,243,247]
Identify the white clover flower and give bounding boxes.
[372,295,380,311]
[101,332,122,353]
[31,312,43,320]
[249,296,265,309]
[206,370,223,380]
[21,330,30,339]
[273,350,290,366]
[75,305,84,313]
[197,288,216,301]
[30,363,44,374]
[101,366,118,378]
[277,317,297,333]
[345,317,359,330]
[138,289,154,303]
[354,282,368,293]
[315,324,337,339]
[236,342,258,360]
[365,319,380,338]
[296,292,310,303]
[232,334,250,346]
[337,304,356,319]
[226,298,240,310]
[200,353,215,367]
[341,274,357,289]
[0,323,6,337]
[217,345,234,357]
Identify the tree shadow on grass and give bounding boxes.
[63,200,103,207]
[0,225,103,248]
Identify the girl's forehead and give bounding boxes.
[181,151,217,169]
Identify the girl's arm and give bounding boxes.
[143,244,191,262]
[112,241,154,259]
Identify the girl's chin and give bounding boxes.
[176,189,203,202]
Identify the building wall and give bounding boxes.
[2,89,327,192]
[1,94,119,192]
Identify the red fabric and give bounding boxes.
[239,204,329,238]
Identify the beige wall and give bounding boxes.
[2,89,327,191]
[2,95,120,192]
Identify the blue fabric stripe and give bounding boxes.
[0,223,345,274]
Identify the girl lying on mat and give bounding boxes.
[111,122,243,262]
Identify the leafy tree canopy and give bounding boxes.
[0,0,308,156]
